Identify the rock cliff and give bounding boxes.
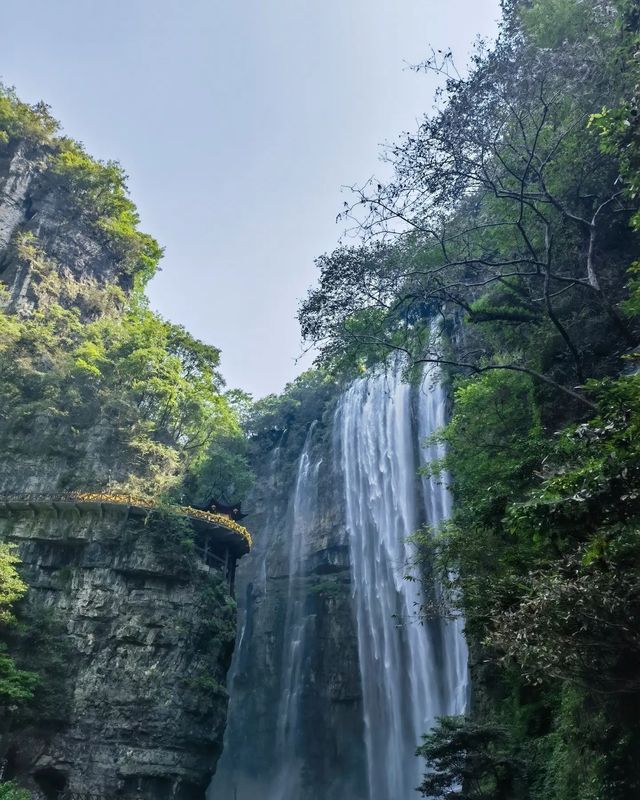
[0,108,245,800]
[210,406,367,800]
[1,504,236,800]
[0,128,153,497]
[0,139,136,317]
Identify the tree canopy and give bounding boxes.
[299,2,640,798]
[299,0,639,407]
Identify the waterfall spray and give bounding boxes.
[271,422,320,799]
[211,364,467,800]
[337,361,468,800]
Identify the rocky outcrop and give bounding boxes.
[0,125,245,800]
[0,140,134,316]
[2,504,236,800]
[210,413,367,800]
[0,137,148,496]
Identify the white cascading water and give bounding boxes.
[211,365,466,800]
[271,422,320,799]
[209,427,321,800]
[337,360,468,800]
[416,368,469,718]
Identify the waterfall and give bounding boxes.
[271,422,320,799]
[209,426,322,800]
[210,363,467,800]
[336,361,468,800]
[416,368,469,719]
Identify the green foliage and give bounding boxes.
[489,547,640,693]
[11,231,127,319]
[0,290,251,497]
[0,83,161,288]
[417,716,524,799]
[623,261,640,318]
[507,375,640,546]
[184,430,254,507]
[0,90,250,497]
[247,369,338,444]
[50,147,163,284]
[0,545,26,625]
[190,575,237,657]
[0,546,38,709]
[591,90,640,316]
[0,782,31,800]
[0,84,58,145]
[3,607,74,728]
[480,377,640,701]
[185,674,228,696]
[586,6,640,311]
[0,643,38,705]
[433,371,543,528]
[526,680,640,800]
[519,0,618,48]
[142,505,196,568]
[309,577,343,597]
[427,372,640,798]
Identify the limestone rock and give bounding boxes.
[2,506,236,800]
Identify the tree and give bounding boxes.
[0,546,38,764]
[488,553,640,694]
[299,0,639,406]
[0,546,26,626]
[417,717,523,799]
[0,783,31,800]
[487,376,640,694]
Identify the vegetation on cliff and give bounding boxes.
[0,546,37,711]
[299,1,640,797]
[0,84,253,502]
[0,86,160,287]
[0,85,253,784]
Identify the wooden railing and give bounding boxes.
[0,491,252,554]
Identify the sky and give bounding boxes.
[2,0,500,398]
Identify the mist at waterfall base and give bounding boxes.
[210,364,469,799]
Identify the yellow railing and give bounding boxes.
[70,492,252,549]
[0,491,252,550]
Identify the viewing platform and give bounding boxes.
[0,491,252,593]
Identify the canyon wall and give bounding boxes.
[2,504,236,800]
[0,128,243,800]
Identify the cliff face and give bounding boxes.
[0,139,134,316]
[210,414,367,800]
[1,504,236,800]
[0,123,243,799]
[0,138,145,497]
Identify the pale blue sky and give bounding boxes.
[2,0,500,397]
